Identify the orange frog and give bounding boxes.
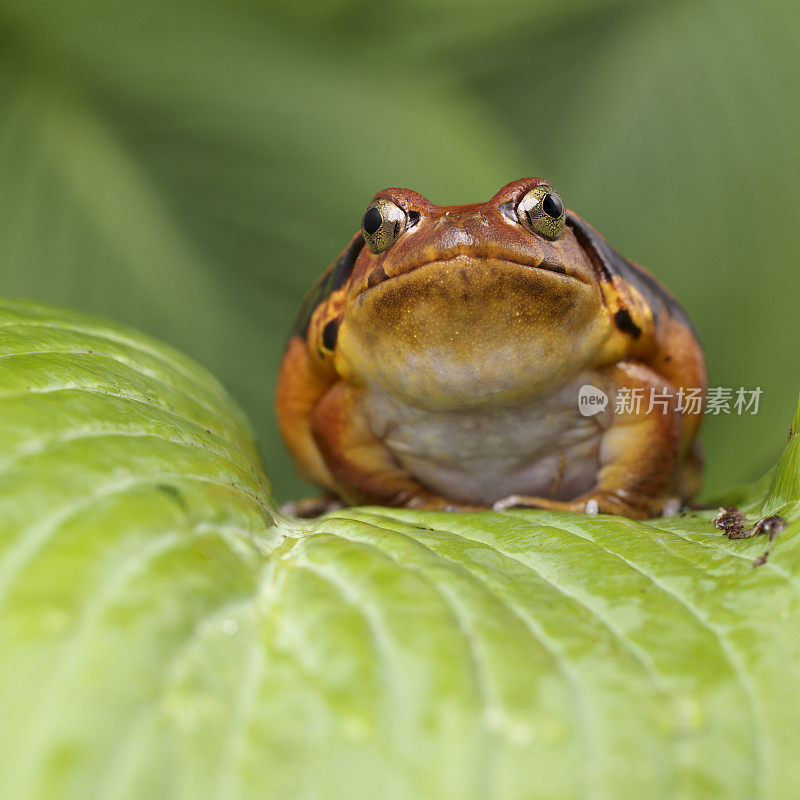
[276,178,706,518]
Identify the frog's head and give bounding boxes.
[307,178,619,408]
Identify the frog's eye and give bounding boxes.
[516,185,566,241]
[361,198,407,254]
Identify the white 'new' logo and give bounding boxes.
[577,384,608,416]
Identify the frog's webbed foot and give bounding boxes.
[281,493,345,518]
[493,492,664,520]
[403,494,487,513]
[493,494,600,515]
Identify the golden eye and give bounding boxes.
[517,185,566,241]
[361,198,407,253]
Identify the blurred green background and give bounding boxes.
[0,0,797,503]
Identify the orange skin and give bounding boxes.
[276,178,706,519]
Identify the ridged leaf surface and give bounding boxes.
[1,299,798,800]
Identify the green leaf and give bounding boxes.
[2,297,800,800]
[0,0,796,504]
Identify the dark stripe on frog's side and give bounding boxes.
[566,212,696,335]
[613,308,642,338]
[292,233,364,337]
[322,319,338,351]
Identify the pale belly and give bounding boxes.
[362,370,613,505]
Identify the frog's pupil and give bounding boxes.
[542,193,563,218]
[363,207,383,235]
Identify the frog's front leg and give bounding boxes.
[311,382,485,512]
[495,361,682,520]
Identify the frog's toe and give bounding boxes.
[493,493,649,517]
[493,494,528,512]
[492,494,573,512]
[661,496,683,517]
[281,494,345,518]
[584,498,600,514]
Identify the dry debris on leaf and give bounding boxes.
[713,506,787,566]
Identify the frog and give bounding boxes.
[276,178,706,519]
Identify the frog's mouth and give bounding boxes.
[339,256,602,408]
[357,252,590,300]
